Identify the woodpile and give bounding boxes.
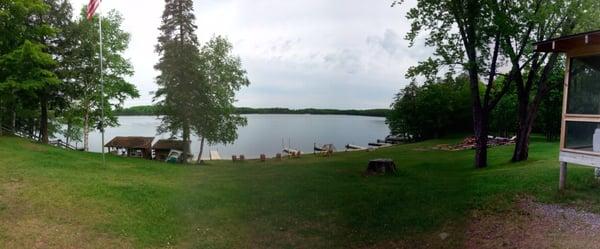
[435,136,515,151]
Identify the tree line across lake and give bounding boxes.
[115,105,390,117]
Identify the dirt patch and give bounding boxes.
[20,142,49,153]
[0,181,133,249]
[2,217,132,249]
[466,197,600,249]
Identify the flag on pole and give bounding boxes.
[87,0,106,166]
[87,0,101,20]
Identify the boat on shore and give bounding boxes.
[345,144,367,151]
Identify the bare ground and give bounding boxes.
[0,179,133,249]
[466,197,600,249]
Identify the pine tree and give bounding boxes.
[0,0,57,136]
[36,0,74,143]
[155,0,203,160]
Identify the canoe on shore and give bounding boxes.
[345,144,367,150]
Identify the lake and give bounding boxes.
[82,114,390,159]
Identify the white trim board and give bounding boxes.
[559,151,600,168]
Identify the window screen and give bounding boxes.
[567,55,600,114]
[565,121,600,151]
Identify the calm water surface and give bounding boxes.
[84,114,390,159]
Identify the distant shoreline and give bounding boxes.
[115,106,390,117]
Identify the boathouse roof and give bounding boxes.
[152,139,190,150]
[534,29,600,53]
[104,136,154,149]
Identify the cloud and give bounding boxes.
[323,49,363,74]
[367,29,403,55]
[69,0,422,109]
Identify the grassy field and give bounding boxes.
[1,135,600,248]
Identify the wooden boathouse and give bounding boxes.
[534,30,600,190]
[152,139,190,161]
[104,136,154,159]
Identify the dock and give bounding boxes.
[209,150,221,160]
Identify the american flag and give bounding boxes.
[86,0,101,20]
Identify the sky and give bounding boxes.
[70,0,427,109]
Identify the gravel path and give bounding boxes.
[466,197,600,249]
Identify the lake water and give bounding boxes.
[82,114,390,159]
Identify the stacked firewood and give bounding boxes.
[434,136,515,151]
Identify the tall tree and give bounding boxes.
[35,0,73,143]
[155,0,202,160]
[387,75,472,141]
[398,0,514,168]
[0,0,57,137]
[71,8,138,151]
[507,0,600,162]
[0,41,60,137]
[193,36,250,162]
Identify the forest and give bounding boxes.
[115,105,389,117]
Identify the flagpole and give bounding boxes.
[98,7,106,166]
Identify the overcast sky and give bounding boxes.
[70,0,427,109]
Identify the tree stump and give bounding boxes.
[365,159,397,175]
[260,154,266,162]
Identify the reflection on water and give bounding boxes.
[82,114,390,159]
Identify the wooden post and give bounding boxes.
[559,161,567,190]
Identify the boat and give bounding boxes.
[314,143,336,154]
[345,144,367,150]
[283,148,300,154]
[369,142,393,147]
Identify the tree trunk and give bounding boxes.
[473,110,489,168]
[39,95,49,144]
[512,96,544,162]
[66,122,71,145]
[11,108,16,133]
[83,109,90,151]
[0,99,3,136]
[512,125,531,162]
[196,137,205,164]
[182,121,191,163]
[30,118,35,138]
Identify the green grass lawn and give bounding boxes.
[1,135,600,248]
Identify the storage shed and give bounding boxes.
[534,30,600,190]
[152,139,191,161]
[104,136,154,159]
